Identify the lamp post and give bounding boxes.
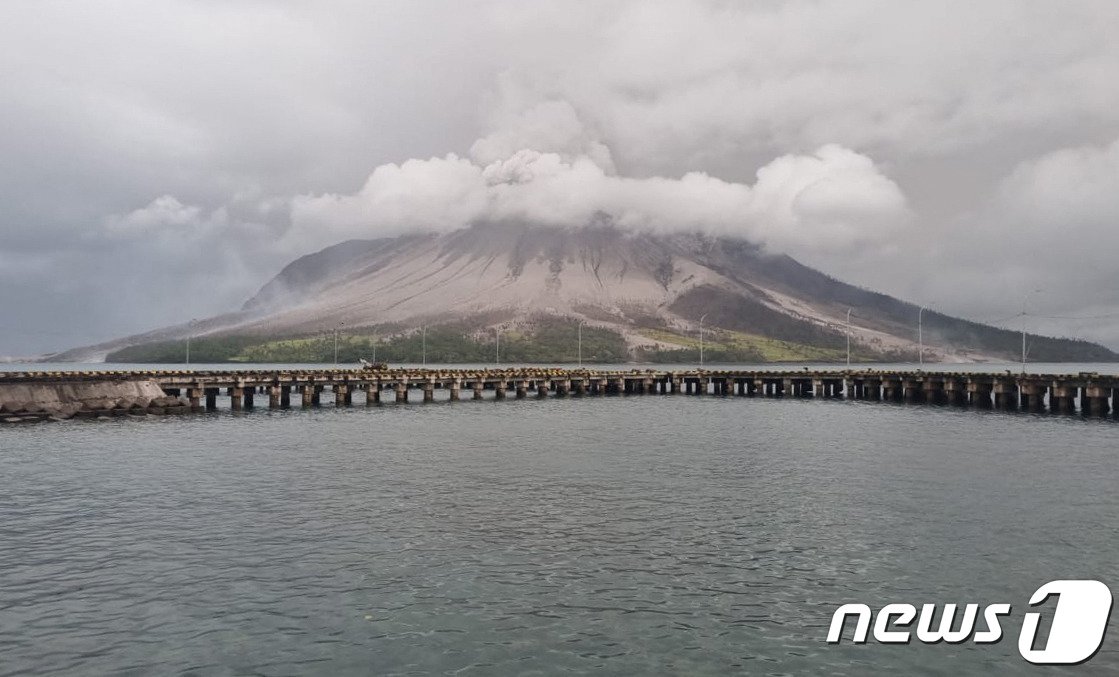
[333,322,344,365]
[421,326,427,367]
[185,318,197,365]
[577,321,583,367]
[495,327,500,365]
[371,333,377,363]
[1021,289,1044,373]
[699,313,708,368]
[845,308,852,368]
[918,307,925,367]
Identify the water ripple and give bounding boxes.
[2,397,1118,674]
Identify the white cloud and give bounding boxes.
[289,141,909,265]
[104,195,210,236]
[836,137,1119,346]
[2,0,1119,352]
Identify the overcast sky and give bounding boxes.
[2,0,1119,356]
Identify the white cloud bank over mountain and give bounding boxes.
[288,141,909,265]
[2,1,1119,353]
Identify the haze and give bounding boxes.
[2,0,1118,356]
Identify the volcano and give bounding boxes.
[55,222,1118,363]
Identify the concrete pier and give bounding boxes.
[3,367,1117,424]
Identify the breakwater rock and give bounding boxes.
[0,380,188,423]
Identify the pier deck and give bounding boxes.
[2,368,1117,421]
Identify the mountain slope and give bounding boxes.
[57,222,1118,363]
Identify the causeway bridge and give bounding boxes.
[1,368,1117,420]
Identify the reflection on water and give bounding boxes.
[1,392,1118,674]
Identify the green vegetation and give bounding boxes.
[635,328,863,363]
[107,336,262,363]
[106,319,629,364]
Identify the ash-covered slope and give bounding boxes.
[225,222,1111,362]
[55,222,1117,362]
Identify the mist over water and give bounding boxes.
[2,379,1117,674]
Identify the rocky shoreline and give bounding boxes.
[0,380,189,424]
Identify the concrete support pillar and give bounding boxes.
[473,381,485,400]
[992,379,1017,410]
[302,384,314,408]
[516,381,527,399]
[1051,385,1077,414]
[574,379,587,396]
[943,380,965,406]
[1019,383,1045,411]
[902,380,921,403]
[922,381,944,405]
[967,381,992,408]
[334,383,348,407]
[269,385,282,409]
[395,380,408,403]
[670,377,681,394]
[231,387,244,411]
[423,378,435,403]
[495,380,507,399]
[188,387,203,412]
[365,382,380,406]
[1085,386,1111,416]
[536,380,549,398]
[557,380,570,397]
[449,378,461,401]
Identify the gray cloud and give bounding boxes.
[1,0,1118,355]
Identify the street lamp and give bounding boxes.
[495,327,500,365]
[185,318,197,365]
[918,306,926,367]
[333,322,344,365]
[1021,289,1044,373]
[577,321,584,367]
[845,308,852,368]
[699,313,708,368]
[421,326,427,367]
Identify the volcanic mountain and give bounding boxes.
[58,222,1117,363]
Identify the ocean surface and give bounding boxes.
[2,362,1118,675]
